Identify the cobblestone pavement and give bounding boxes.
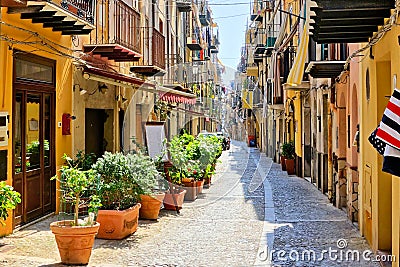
[0,142,377,267]
[266,165,379,267]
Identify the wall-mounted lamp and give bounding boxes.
[98,83,108,94]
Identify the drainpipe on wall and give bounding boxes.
[328,105,333,201]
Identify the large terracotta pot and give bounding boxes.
[285,158,295,175]
[163,189,186,210]
[50,220,100,265]
[196,180,204,194]
[96,203,141,240]
[139,193,165,220]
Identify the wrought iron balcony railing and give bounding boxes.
[61,0,95,24]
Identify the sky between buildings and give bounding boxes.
[210,0,250,83]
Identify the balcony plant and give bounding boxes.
[282,141,295,175]
[0,181,21,226]
[92,152,142,239]
[50,154,101,265]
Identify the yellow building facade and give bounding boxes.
[359,21,400,264]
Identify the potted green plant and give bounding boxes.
[197,135,222,187]
[282,141,295,175]
[50,154,101,265]
[0,181,21,226]
[61,150,97,214]
[92,152,142,239]
[163,133,194,209]
[129,152,167,220]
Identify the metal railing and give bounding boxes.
[152,28,165,69]
[61,0,95,24]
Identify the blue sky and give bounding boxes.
[209,1,250,72]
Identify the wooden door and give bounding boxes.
[85,109,105,158]
[364,165,373,245]
[13,91,55,225]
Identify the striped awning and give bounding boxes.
[286,22,309,86]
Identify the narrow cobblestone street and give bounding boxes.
[0,141,376,267]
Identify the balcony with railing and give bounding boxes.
[7,0,95,35]
[83,0,142,61]
[177,0,192,12]
[187,27,203,51]
[199,9,211,26]
[130,28,166,76]
[152,28,165,70]
[253,28,266,62]
[209,34,219,53]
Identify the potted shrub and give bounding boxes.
[0,181,21,226]
[197,135,222,187]
[130,153,167,220]
[282,141,295,175]
[62,150,97,214]
[163,133,195,210]
[50,154,101,265]
[92,152,142,239]
[181,138,202,201]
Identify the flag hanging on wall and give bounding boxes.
[376,88,400,150]
[375,88,400,177]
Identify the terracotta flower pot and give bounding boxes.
[139,193,165,220]
[182,181,198,201]
[285,158,295,175]
[50,220,100,265]
[163,189,186,210]
[196,180,204,194]
[96,203,141,240]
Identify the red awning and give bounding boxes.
[159,92,197,105]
